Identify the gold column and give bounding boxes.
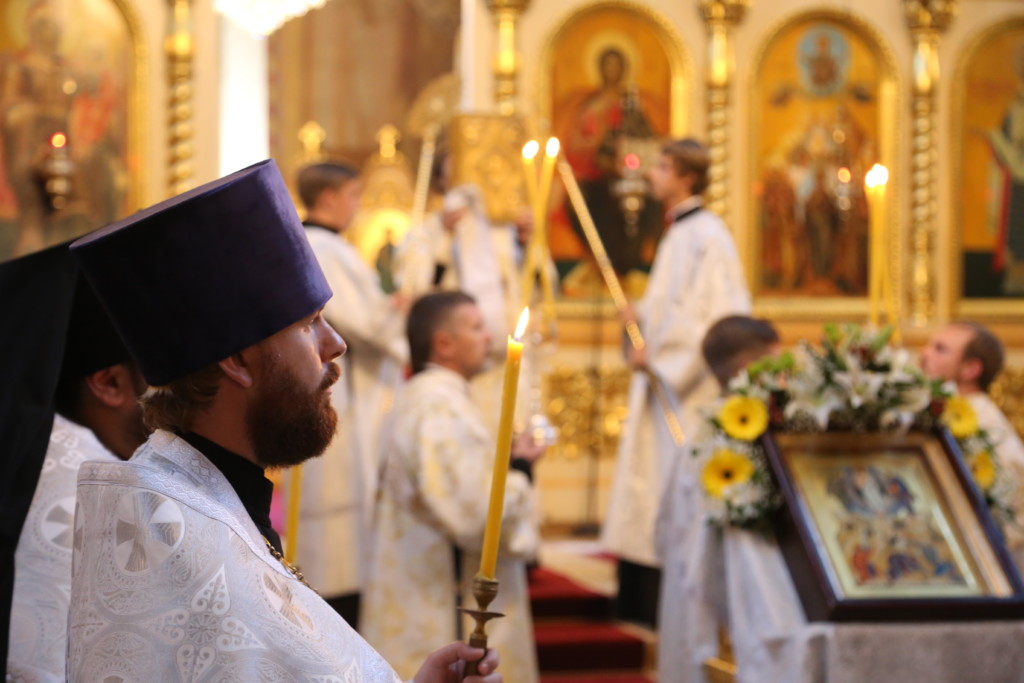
[485,0,531,115]
[700,0,750,224]
[904,0,956,324]
[166,0,194,196]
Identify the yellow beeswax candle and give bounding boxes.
[479,307,530,580]
[521,139,539,207]
[285,464,302,564]
[865,164,888,328]
[536,138,560,229]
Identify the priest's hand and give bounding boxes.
[619,302,638,326]
[391,292,412,314]
[511,431,545,464]
[441,207,467,232]
[627,343,648,371]
[513,207,534,247]
[412,642,501,683]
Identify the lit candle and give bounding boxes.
[865,164,888,328]
[536,137,560,229]
[479,307,530,580]
[285,464,303,564]
[521,139,539,208]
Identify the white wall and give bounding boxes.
[218,16,269,176]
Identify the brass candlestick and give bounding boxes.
[165,0,194,196]
[458,575,503,678]
[904,0,956,325]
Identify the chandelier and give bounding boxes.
[214,0,329,36]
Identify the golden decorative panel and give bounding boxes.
[951,18,1024,322]
[448,113,528,224]
[991,368,1024,442]
[543,366,630,459]
[748,9,900,321]
[0,0,145,259]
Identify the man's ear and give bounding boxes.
[679,170,697,194]
[84,364,133,408]
[959,357,983,386]
[430,329,450,366]
[219,351,255,388]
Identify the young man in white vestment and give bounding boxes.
[397,149,531,438]
[65,160,499,682]
[654,316,779,683]
[5,248,148,682]
[601,138,751,625]
[921,321,1024,569]
[363,291,542,683]
[297,161,410,626]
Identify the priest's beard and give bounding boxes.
[246,357,341,468]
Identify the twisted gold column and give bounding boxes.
[485,0,530,115]
[166,0,194,196]
[700,1,750,224]
[904,0,956,324]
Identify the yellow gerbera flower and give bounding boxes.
[718,395,769,441]
[702,448,756,499]
[969,450,997,491]
[943,397,979,439]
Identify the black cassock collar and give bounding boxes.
[179,431,283,554]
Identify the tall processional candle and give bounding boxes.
[536,138,560,236]
[521,140,540,206]
[285,465,303,564]
[865,163,888,328]
[478,307,530,580]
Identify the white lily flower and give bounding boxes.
[833,365,886,409]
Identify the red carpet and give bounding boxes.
[541,676,654,683]
[529,567,612,620]
[529,565,654,681]
[534,622,645,671]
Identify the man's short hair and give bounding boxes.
[702,315,780,387]
[661,138,711,195]
[296,162,358,210]
[139,363,224,433]
[407,291,476,375]
[956,321,1005,392]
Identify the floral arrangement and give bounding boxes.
[691,323,1012,531]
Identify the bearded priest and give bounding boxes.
[65,161,498,682]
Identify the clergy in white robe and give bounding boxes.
[396,155,529,438]
[654,316,779,683]
[298,162,410,616]
[921,321,1024,571]
[67,161,500,683]
[603,139,751,579]
[363,292,541,683]
[969,392,1024,567]
[6,252,147,682]
[10,421,122,681]
[69,431,402,682]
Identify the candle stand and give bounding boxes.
[458,575,504,677]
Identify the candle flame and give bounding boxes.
[50,132,67,149]
[513,307,530,340]
[545,137,560,158]
[522,140,539,160]
[865,163,889,189]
